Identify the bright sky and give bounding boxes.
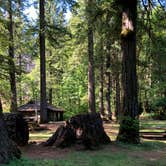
[24,5,38,20]
[24,4,72,21]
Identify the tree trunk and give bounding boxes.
[117,0,140,144]
[0,98,3,113]
[44,113,110,149]
[18,0,23,106]
[49,88,53,105]
[115,72,121,120]
[87,0,96,113]
[49,51,53,105]
[105,14,112,120]
[99,37,104,116]
[40,0,47,123]
[8,0,17,112]
[18,54,23,105]
[0,113,21,164]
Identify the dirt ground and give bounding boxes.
[20,122,166,161]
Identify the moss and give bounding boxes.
[117,116,140,144]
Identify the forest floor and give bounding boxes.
[9,119,166,166]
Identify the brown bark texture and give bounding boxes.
[0,114,21,164]
[87,0,96,113]
[99,38,104,116]
[8,0,17,112]
[40,0,47,123]
[4,113,29,146]
[105,13,112,120]
[117,0,140,144]
[43,113,110,149]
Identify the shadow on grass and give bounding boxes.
[8,140,166,166]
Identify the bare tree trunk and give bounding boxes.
[115,72,121,120]
[8,0,17,112]
[105,14,112,119]
[49,51,53,105]
[18,0,22,106]
[117,0,139,144]
[40,0,47,123]
[99,38,104,116]
[49,88,53,105]
[18,54,23,105]
[87,0,96,113]
[0,98,3,113]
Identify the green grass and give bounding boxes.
[140,120,166,130]
[117,140,166,151]
[7,119,166,166]
[7,145,166,166]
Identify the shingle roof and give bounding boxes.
[18,100,64,112]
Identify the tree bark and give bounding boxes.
[115,72,121,120]
[0,113,21,164]
[0,98,3,113]
[40,0,47,123]
[87,0,96,113]
[18,54,23,105]
[44,113,110,149]
[49,88,53,105]
[99,38,104,116]
[18,0,23,106]
[117,0,140,144]
[49,51,53,105]
[8,0,17,112]
[105,13,112,119]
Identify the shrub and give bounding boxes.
[151,97,166,120]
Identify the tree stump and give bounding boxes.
[4,113,29,146]
[0,114,21,164]
[44,113,110,149]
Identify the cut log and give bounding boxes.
[44,113,110,149]
[4,113,29,146]
[0,114,21,164]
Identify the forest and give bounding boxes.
[0,0,166,165]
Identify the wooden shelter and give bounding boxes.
[18,100,64,122]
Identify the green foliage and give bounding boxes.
[151,97,166,120]
[0,0,165,120]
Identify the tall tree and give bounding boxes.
[8,0,17,112]
[98,36,105,116]
[17,0,23,106]
[86,0,96,113]
[105,13,112,120]
[40,0,47,123]
[0,98,2,113]
[115,69,121,120]
[117,0,140,143]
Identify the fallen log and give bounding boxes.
[44,113,110,149]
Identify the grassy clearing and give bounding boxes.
[8,142,166,166]
[29,119,166,142]
[117,140,166,151]
[7,119,166,166]
[140,120,166,130]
